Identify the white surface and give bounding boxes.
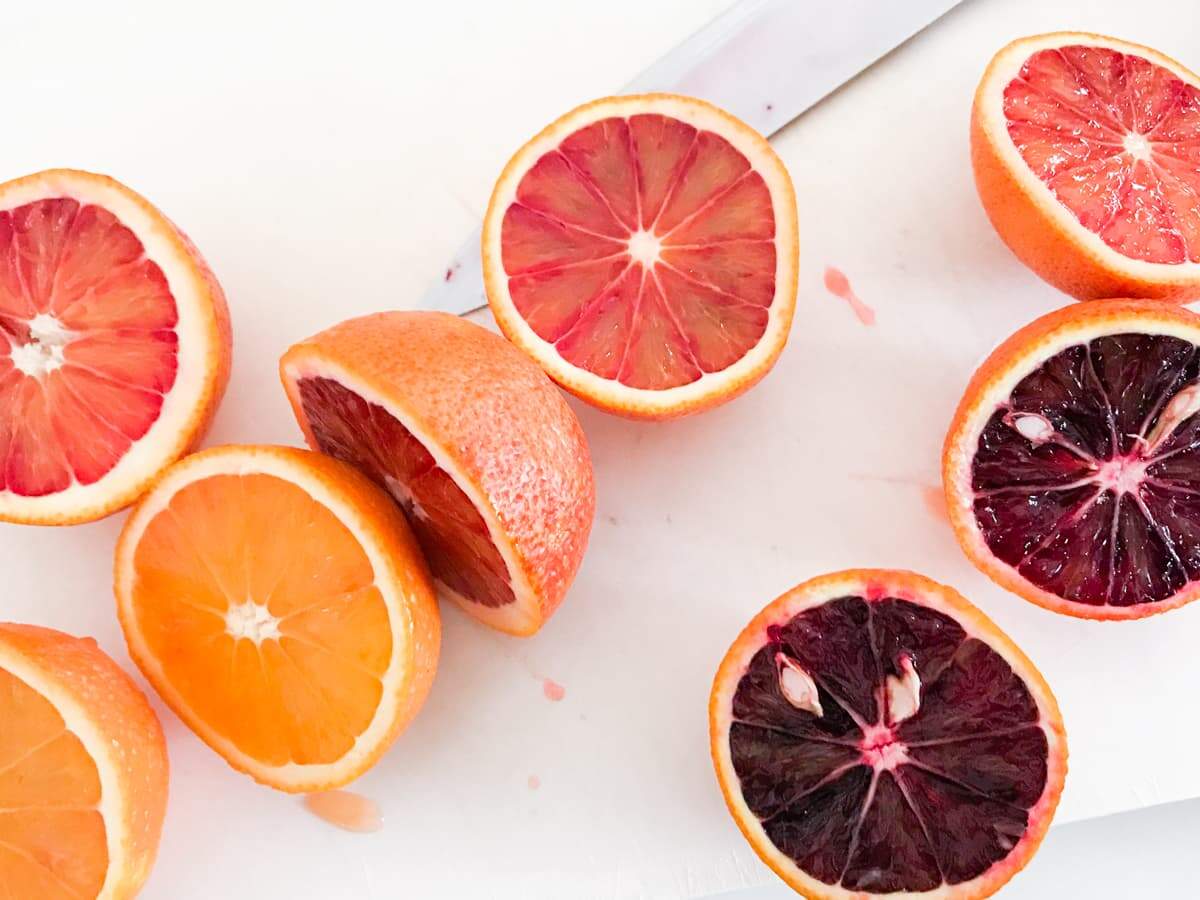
[2,0,1200,897]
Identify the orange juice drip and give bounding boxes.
[303,790,383,833]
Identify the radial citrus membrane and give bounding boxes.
[0,623,168,899]
[483,93,798,419]
[0,169,230,523]
[973,33,1200,300]
[710,570,1066,899]
[945,299,1200,618]
[114,445,440,791]
[280,311,595,637]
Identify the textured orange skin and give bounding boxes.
[971,33,1200,303]
[943,299,1200,619]
[709,570,1067,900]
[0,622,169,899]
[483,93,799,420]
[280,312,596,636]
[115,445,440,793]
[0,168,233,525]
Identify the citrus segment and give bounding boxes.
[945,300,1200,618]
[484,94,797,419]
[973,34,1200,300]
[711,570,1065,900]
[115,445,439,791]
[280,312,595,637]
[0,623,168,899]
[0,169,230,523]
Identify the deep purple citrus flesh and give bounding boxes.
[729,596,1048,893]
[296,376,516,608]
[971,332,1200,608]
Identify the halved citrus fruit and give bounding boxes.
[973,33,1200,301]
[482,93,798,419]
[279,311,595,636]
[0,622,168,899]
[710,570,1066,899]
[0,168,231,524]
[114,444,439,791]
[945,299,1200,619]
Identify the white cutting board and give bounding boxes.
[2,0,1199,897]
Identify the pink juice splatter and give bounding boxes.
[824,266,876,326]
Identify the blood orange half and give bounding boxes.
[482,93,798,419]
[973,33,1200,301]
[280,312,595,636]
[0,169,231,524]
[710,570,1066,899]
[945,299,1200,619]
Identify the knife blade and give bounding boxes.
[419,0,964,315]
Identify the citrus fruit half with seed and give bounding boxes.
[0,168,231,524]
[945,299,1200,619]
[482,93,798,419]
[114,444,439,792]
[0,622,168,899]
[973,32,1200,301]
[280,311,595,636]
[710,569,1066,899]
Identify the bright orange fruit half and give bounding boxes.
[280,311,595,636]
[0,622,168,899]
[114,445,439,791]
[0,169,231,524]
[945,299,1200,619]
[483,93,798,419]
[710,570,1066,899]
[973,33,1200,301]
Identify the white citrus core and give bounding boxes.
[9,313,71,377]
[626,229,662,266]
[224,601,281,644]
[1123,131,1153,161]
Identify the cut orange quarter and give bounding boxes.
[280,311,595,637]
[114,444,440,792]
[0,622,168,899]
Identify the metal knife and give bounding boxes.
[419,0,964,315]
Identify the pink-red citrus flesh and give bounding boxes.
[0,200,177,495]
[296,377,515,609]
[1005,45,1200,264]
[501,115,777,389]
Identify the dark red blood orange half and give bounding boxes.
[483,93,798,419]
[710,570,1066,899]
[945,299,1200,619]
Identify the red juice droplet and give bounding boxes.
[542,678,566,702]
[303,790,383,834]
[823,266,876,326]
[528,774,541,790]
